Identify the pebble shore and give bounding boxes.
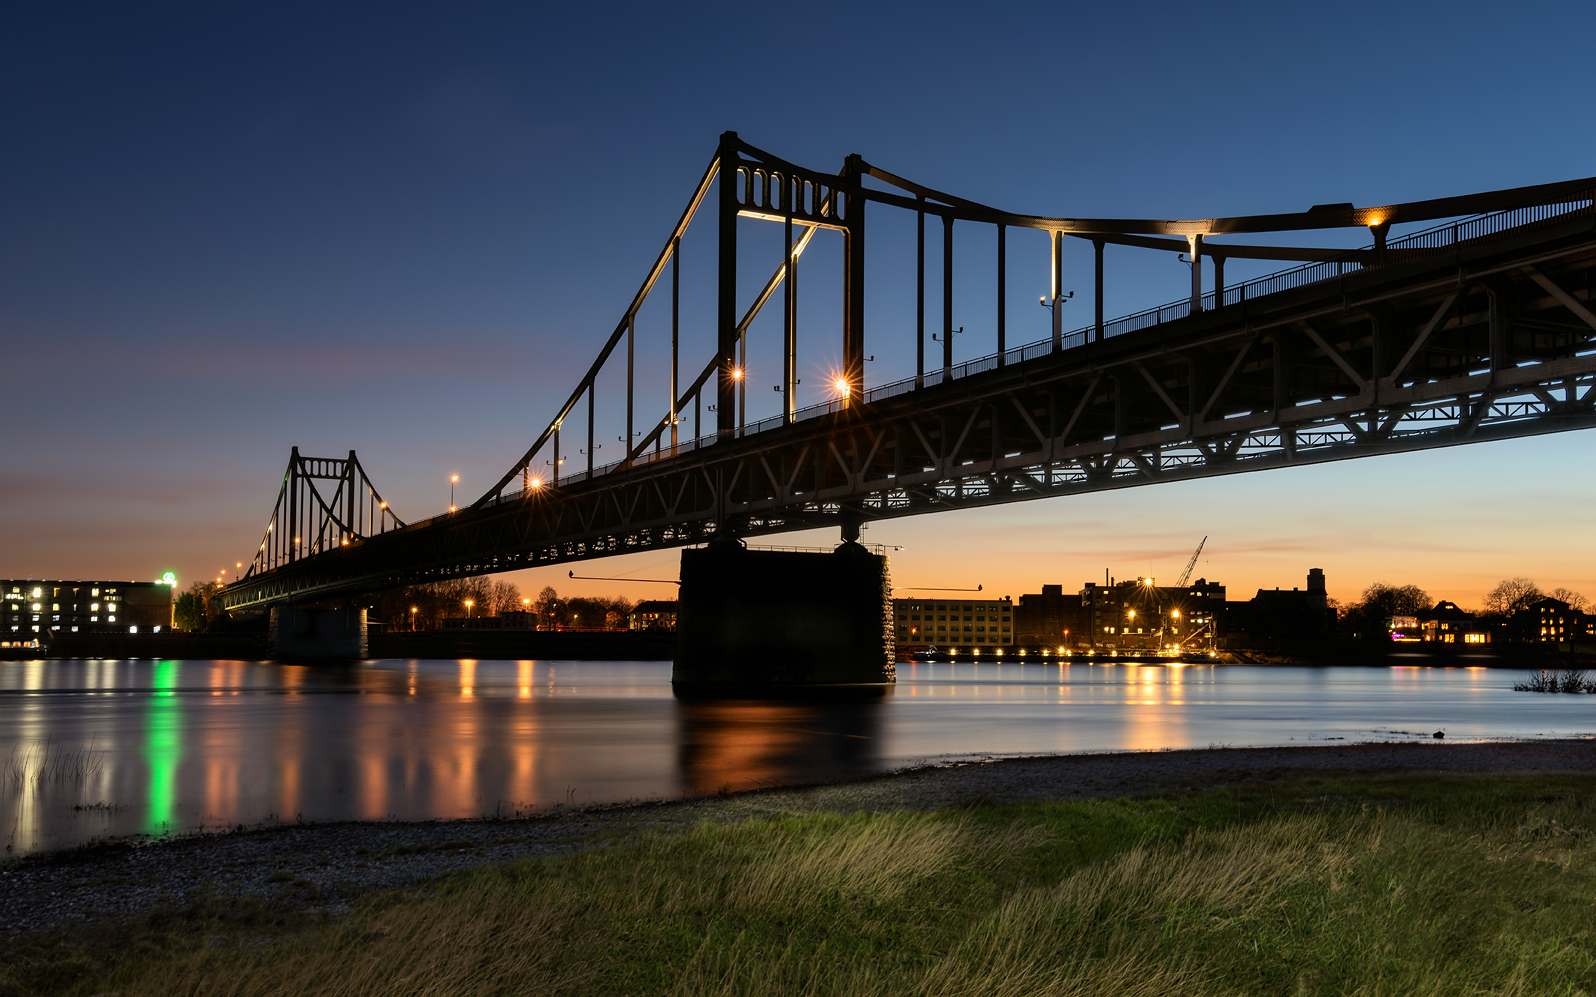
[4,738,1593,938]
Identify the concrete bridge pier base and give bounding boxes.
[672,538,895,698]
[269,602,367,660]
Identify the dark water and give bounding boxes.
[3,657,1591,855]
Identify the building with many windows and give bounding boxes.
[2,579,174,641]
[1514,597,1596,644]
[1079,577,1226,651]
[894,597,1013,648]
[629,600,678,631]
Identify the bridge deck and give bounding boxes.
[222,185,1596,610]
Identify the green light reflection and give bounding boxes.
[144,660,182,835]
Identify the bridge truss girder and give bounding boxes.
[220,208,1596,610]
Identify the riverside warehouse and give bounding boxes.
[894,597,1014,648]
[2,578,174,643]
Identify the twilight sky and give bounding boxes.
[3,0,1594,612]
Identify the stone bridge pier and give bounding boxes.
[269,602,367,659]
[672,538,895,697]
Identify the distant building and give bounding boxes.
[894,596,1013,648]
[1418,601,1491,644]
[1079,577,1225,651]
[1,579,173,640]
[1513,598,1596,644]
[439,611,541,630]
[1227,568,1334,641]
[629,600,678,631]
[1386,616,1421,642]
[1013,585,1083,647]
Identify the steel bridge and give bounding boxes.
[220,133,1596,611]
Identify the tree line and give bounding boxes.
[175,578,641,632]
[369,581,634,630]
[1340,577,1588,640]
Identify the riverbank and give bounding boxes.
[6,740,1596,995]
[4,738,1593,935]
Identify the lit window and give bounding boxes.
[108,615,115,622]
[91,603,99,611]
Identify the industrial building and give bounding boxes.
[894,596,1013,648]
[1225,568,1335,644]
[1077,577,1226,651]
[1,578,174,641]
[1013,585,1080,648]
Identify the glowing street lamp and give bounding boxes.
[464,599,474,619]
[449,474,459,512]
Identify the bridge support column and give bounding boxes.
[672,541,895,697]
[269,602,367,660]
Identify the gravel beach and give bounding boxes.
[5,738,1594,938]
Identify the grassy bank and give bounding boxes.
[8,772,1596,996]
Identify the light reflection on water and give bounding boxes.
[2,658,1591,855]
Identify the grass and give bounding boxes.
[8,772,1596,996]
[3,737,103,790]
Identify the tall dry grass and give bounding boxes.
[3,737,103,789]
[37,789,1596,997]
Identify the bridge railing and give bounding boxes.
[476,190,1594,507]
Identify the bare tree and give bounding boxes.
[1550,587,1589,613]
[534,586,561,627]
[1484,578,1543,618]
[487,579,523,615]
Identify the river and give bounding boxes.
[3,657,1590,855]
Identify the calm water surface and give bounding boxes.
[4,657,1592,855]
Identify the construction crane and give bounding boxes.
[1175,536,1207,587]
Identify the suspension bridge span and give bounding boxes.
[220,133,1596,613]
